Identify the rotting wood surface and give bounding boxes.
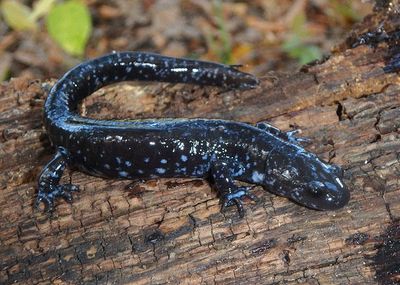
[1,9,400,285]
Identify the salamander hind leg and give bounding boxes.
[285,129,311,145]
[210,161,258,218]
[256,122,310,145]
[36,148,79,211]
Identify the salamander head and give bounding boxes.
[264,149,350,210]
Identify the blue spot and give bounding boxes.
[156,168,166,174]
[160,159,167,164]
[119,171,129,177]
[116,157,122,164]
[234,168,244,176]
[138,169,144,174]
[181,155,188,162]
[252,171,264,183]
[125,161,132,167]
[144,157,150,163]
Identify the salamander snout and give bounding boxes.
[300,175,350,211]
[291,154,350,210]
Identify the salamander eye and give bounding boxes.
[308,181,325,195]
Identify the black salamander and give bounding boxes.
[36,52,350,217]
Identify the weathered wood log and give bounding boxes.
[1,8,399,285]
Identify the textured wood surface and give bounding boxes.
[1,9,399,285]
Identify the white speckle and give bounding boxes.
[181,155,188,162]
[125,161,132,167]
[115,135,123,141]
[160,159,167,164]
[320,162,330,170]
[190,141,200,155]
[156,168,166,174]
[171,67,188,72]
[149,141,156,146]
[138,169,144,174]
[119,171,129,177]
[104,164,110,169]
[177,142,185,150]
[282,170,291,179]
[144,157,150,163]
[116,157,122,164]
[335,177,344,188]
[252,171,264,183]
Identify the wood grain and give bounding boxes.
[1,9,399,285]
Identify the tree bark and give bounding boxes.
[1,8,399,285]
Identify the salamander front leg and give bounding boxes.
[36,148,79,211]
[211,161,258,218]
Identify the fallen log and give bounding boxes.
[0,6,399,285]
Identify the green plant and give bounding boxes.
[330,0,361,22]
[0,0,92,57]
[282,12,322,65]
[205,0,233,64]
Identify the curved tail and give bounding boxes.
[43,51,259,135]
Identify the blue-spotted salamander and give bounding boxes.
[36,52,349,217]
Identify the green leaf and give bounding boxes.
[31,0,56,21]
[0,0,37,31]
[333,2,361,22]
[46,0,92,56]
[295,45,322,65]
[283,35,322,65]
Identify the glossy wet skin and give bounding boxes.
[37,51,350,216]
[264,147,349,210]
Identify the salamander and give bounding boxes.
[36,51,350,217]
